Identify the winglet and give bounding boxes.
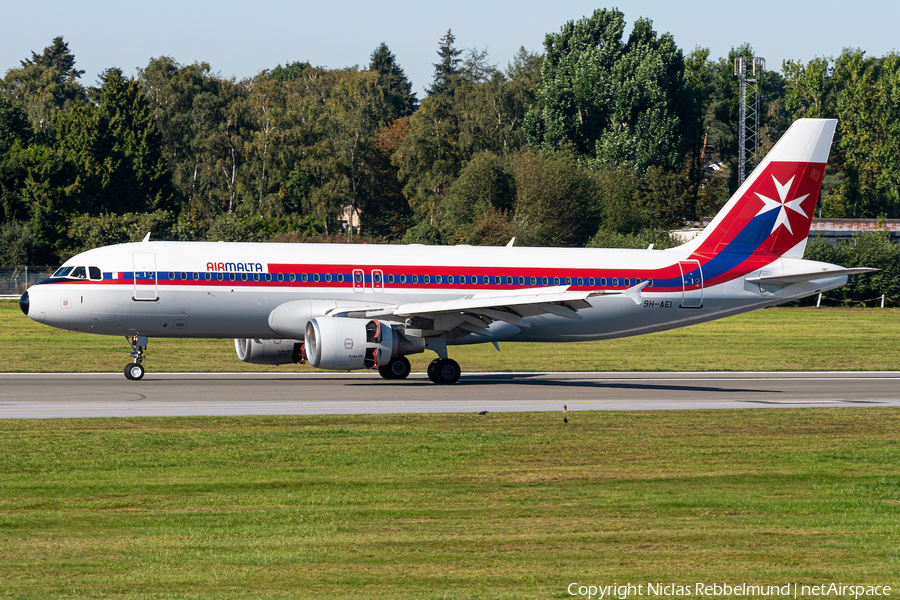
[142,232,151,242]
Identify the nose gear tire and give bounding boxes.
[124,363,145,380]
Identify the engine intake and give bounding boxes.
[234,338,304,365]
[305,317,424,371]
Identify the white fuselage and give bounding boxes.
[24,240,848,345]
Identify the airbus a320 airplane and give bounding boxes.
[19,119,873,383]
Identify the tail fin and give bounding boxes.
[679,118,837,260]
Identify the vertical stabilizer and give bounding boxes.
[678,119,836,261]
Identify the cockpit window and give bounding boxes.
[53,266,73,278]
[89,266,101,280]
[70,267,87,279]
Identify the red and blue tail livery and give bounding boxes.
[21,119,874,383]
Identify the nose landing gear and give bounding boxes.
[124,336,149,380]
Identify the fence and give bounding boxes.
[815,293,900,308]
[0,267,59,298]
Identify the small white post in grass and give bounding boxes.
[882,294,886,308]
[816,292,822,308]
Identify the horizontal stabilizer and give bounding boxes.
[746,267,878,287]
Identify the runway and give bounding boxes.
[1,371,899,418]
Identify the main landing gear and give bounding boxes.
[427,358,461,385]
[376,356,461,384]
[378,356,411,380]
[124,335,148,380]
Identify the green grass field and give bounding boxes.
[2,300,899,373]
[1,410,898,599]
[3,301,899,598]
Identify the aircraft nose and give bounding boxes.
[19,290,29,316]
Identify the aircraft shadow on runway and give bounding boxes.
[352,373,774,395]
[134,373,773,395]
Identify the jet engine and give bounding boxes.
[304,317,424,371]
[234,338,304,365]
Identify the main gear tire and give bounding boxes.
[378,356,411,380]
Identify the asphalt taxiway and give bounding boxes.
[1,371,899,418]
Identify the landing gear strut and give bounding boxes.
[427,358,461,385]
[124,335,148,380]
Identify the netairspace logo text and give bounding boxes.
[567,582,892,599]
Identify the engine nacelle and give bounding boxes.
[234,338,304,365]
[304,317,424,371]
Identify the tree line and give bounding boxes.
[2,8,900,267]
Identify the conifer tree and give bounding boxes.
[427,30,463,98]
[21,36,85,81]
[369,43,417,118]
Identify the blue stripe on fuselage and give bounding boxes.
[651,210,779,288]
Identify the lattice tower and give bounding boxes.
[734,56,765,185]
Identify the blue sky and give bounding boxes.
[2,0,898,94]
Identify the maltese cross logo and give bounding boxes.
[755,174,809,235]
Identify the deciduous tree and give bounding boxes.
[524,9,692,173]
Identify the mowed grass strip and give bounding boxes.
[2,300,899,372]
[0,410,898,599]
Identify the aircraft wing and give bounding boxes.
[745,267,878,287]
[330,282,649,335]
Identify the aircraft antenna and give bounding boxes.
[734,56,765,185]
